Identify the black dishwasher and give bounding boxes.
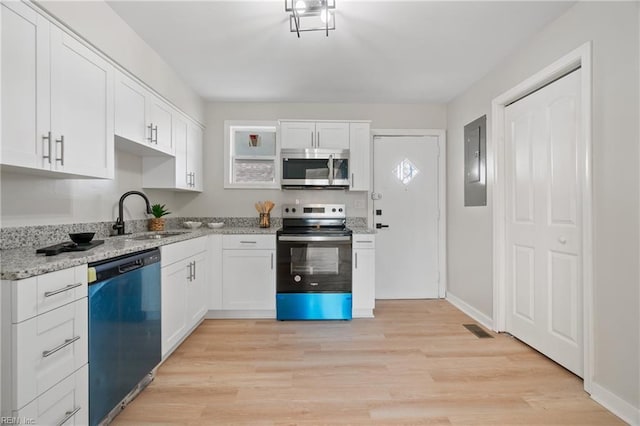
[88,248,161,426]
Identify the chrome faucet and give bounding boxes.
[113,191,152,235]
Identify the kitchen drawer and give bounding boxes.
[11,265,87,324]
[353,235,376,249]
[16,364,88,425]
[14,298,88,409]
[223,234,275,250]
[161,236,207,266]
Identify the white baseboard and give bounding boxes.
[590,382,640,425]
[445,292,494,330]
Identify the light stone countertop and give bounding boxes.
[1,226,376,280]
[1,226,275,281]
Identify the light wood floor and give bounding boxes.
[112,300,622,425]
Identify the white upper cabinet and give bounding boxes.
[114,70,174,156]
[142,113,203,192]
[186,121,204,191]
[349,122,371,191]
[280,120,349,149]
[1,2,114,179]
[315,122,350,149]
[49,26,114,178]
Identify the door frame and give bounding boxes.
[491,42,593,391]
[370,128,447,298]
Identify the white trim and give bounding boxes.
[491,43,594,392]
[446,292,493,330]
[590,382,640,426]
[370,128,447,299]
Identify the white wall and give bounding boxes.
[446,1,639,420]
[0,151,177,227]
[171,102,447,219]
[34,0,204,123]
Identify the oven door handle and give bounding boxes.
[278,235,351,242]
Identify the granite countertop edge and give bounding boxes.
[1,226,376,280]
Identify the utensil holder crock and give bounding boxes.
[259,213,270,228]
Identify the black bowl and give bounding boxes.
[69,232,95,245]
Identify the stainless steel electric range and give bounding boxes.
[276,204,352,320]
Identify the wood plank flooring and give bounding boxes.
[112,300,622,425]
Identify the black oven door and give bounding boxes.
[277,235,352,293]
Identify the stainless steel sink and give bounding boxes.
[128,231,189,241]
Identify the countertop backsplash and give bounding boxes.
[1,216,368,250]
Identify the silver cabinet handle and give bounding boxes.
[192,261,196,280]
[310,131,314,148]
[43,131,52,164]
[240,241,257,244]
[351,173,354,188]
[44,282,82,298]
[192,172,195,187]
[355,252,358,269]
[42,336,80,358]
[56,407,81,426]
[271,253,274,270]
[186,262,192,281]
[147,123,153,142]
[56,135,64,165]
[317,131,320,147]
[153,125,158,144]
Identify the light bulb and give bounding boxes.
[295,0,306,12]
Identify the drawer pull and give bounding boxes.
[44,283,83,298]
[56,407,81,426]
[240,241,257,244]
[42,336,80,358]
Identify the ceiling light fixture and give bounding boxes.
[285,0,335,38]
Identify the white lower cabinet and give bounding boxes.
[352,235,376,318]
[160,237,207,358]
[221,235,276,314]
[1,265,88,420]
[16,364,88,425]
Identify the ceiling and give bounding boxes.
[107,1,574,104]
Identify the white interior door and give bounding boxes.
[505,69,583,377]
[373,135,440,299]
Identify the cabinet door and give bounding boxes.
[187,252,207,329]
[16,364,88,426]
[353,248,375,316]
[222,249,275,310]
[187,122,204,191]
[1,2,50,170]
[148,97,173,155]
[316,122,349,149]
[349,122,371,191]
[280,121,315,149]
[50,26,114,178]
[208,235,223,310]
[161,261,188,357]
[173,114,189,189]
[114,72,147,145]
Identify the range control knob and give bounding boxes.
[292,208,296,213]
[338,208,343,212]
[332,208,336,212]
[294,275,302,282]
[285,208,289,213]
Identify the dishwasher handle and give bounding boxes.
[118,259,144,274]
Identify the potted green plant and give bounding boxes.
[149,203,171,231]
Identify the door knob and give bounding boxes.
[376,223,389,229]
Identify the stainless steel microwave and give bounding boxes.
[281,149,350,189]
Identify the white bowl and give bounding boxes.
[208,222,224,229]
[183,221,202,229]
